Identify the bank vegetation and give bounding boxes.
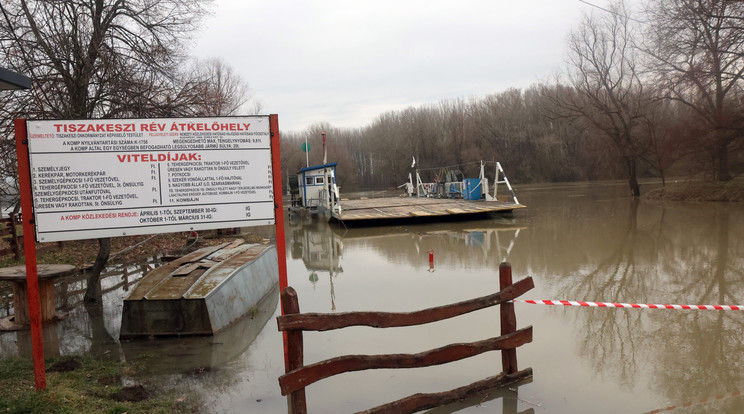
[281,0,744,199]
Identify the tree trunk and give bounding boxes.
[714,143,731,182]
[625,157,640,197]
[84,238,111,303]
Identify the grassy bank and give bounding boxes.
[0,356,201,413]
[0,230,267,413]
[644,179,744,202]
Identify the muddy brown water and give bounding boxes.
[2,180,744,413]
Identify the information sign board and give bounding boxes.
[26,116,275,242]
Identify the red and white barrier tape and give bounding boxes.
[512,299,744,311]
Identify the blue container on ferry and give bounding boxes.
[464,178,482,200]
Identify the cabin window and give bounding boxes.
[305,177,313,185]
[315,176,325,185]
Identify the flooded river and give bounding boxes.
[2,181,744,413]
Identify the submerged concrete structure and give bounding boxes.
[120,241,278,338]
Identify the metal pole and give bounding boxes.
[304,136,309,168]
[270,115,288,292]
[271,115,292,373]
[14,119,46,390]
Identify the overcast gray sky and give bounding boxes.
[191,1,594,133]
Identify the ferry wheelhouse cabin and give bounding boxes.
[289,163,341,215]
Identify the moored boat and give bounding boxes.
[290,159,524,225]
[119,240,278,338]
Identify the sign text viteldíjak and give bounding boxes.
[26,117,274,242]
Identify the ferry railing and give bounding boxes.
[276,262,534,414]
[409,161,519,204]
[488,161,519,204]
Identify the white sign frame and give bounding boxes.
[26,116,275,242]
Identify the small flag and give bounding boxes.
[411,156,416,168]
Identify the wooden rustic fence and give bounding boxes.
[0,258,152,319]
[55,260,151,312]
[276,262,534,414]
[0,212,65,260]
[0,213,21,259]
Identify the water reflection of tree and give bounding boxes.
[554,200,744,410]
[557,199,654,386]
[648,207,744,411]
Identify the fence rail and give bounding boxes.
[0,213,21,259]
[276,262,534,414]
[0,212,65,260]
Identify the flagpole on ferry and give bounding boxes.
[322,132,328,211]
[304,136,309,168]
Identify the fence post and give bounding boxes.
[9,213,20,260]
[499,262,518,374]
[281,287,307,414]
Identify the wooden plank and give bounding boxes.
[210,242,258,262]
[278,277,533,332]
[145,267,208,300]
[334,197,524,222]
[500,263,518,374]
[409,211,433,217]
[181,243,229,263]
[339,198,442,212]
[0,264,77,280]
[39,280,56,322]
[198,260,218,268]
[12,281,29,325]
[11,279,57,325]
[124,244,228,300]
[340,197,522,211]
[278,326,532,395]
[172,262,202,276]
[357,368,533,414]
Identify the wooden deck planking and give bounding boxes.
[333,197,524,221]
[145,268,208,300]
[125,243,228,301]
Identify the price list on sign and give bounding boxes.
[26,116,275,242]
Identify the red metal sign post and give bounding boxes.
[269,115,291,370]
[270,114,288,292]
[14,118,47,390]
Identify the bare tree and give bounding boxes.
[543,0,649,196]
[0,0,212,118]
[641,99,699,186]
[185,57,261,116]
[643,0,744,181]
[0,0,216,302]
